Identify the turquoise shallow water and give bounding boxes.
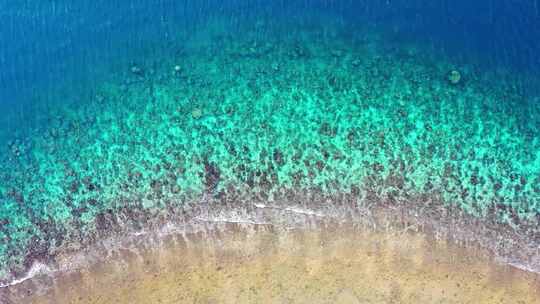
[0,11,539,287]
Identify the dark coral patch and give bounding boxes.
[204,159,221,193]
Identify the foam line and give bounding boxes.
[0,262,54,289]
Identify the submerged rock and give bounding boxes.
[448,69,462,85]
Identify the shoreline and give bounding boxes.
[2,196,540,303]
[8,218,540,303]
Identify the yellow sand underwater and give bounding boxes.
[16,222,540,304]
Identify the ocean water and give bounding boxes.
[1,0,539,302]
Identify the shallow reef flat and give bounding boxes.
[0,15,539,294]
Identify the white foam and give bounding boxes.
[0,262,54,289]
[254,203,327,217]
[283,206,326,217]
[193,216,269,225]
[507,262,540,274]
[497,256,540,274]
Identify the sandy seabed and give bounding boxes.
[7,220,538,304]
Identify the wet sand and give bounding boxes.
[15,221,540,304]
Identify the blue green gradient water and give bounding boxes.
[1,3,539,287]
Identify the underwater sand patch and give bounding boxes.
[2,200,539,304]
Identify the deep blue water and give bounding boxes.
[1,1,539,109]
